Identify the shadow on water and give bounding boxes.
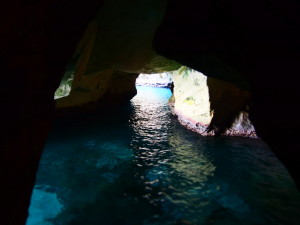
[27,87,300,225]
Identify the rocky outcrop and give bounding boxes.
[170,67,256,137]
[206,77,256,137]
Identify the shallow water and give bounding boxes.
[27,86,300,225]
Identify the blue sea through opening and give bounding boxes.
[27,86,300,225]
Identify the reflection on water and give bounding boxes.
[27,86,300,225]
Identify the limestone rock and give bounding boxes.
[56,70,138,115]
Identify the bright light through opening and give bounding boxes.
[135,72,173,88]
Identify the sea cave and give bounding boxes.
[1,0,300,225]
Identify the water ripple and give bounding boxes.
[27,86,300,225]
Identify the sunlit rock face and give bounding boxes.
[170,68,212,132]
[170,67,256,137]
[55,69,138,114]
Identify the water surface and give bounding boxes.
[27,86,300,225]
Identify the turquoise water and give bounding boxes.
[27,86,300,225]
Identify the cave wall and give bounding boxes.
[1,1,105,224]
[153,0,300,187]
[207,77,255,136]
